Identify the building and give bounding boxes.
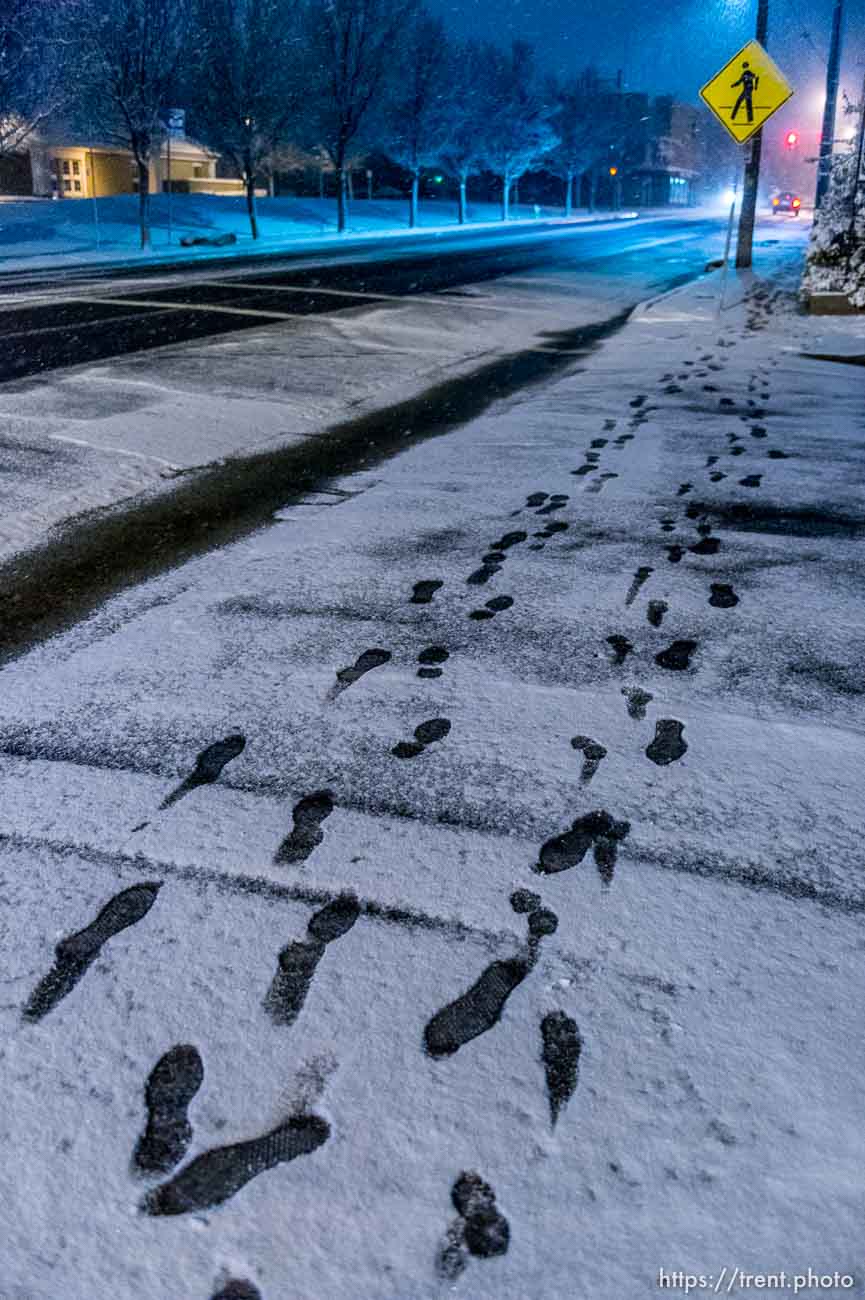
[1,111,246,200]
[30,134,245,199]
[629,99,702,207]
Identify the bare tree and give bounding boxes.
[190,0,300,238]
[438,39,486,224]
[479,41,557,221]
[0,0,71,156]
[383,10,449,227]
[303,0,417,233]
[74,0,191,249]
[547,75,597,216]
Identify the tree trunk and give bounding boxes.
[246,173,259,239]
[513,177,519,207]
[573,171,583,213]
[501,175,510,221]
[268,173,275,198]
[458,177,467,224]
[409,173,419,227]
[564,171,573,217]
[336,165,347,232]
[319,168,325,199]
[347,169,354,200]
[588,169,596,213]
[136,158,151,250]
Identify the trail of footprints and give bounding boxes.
[21,356,774,1288]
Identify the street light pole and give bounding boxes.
[815,0,844,207]
[735,0,769,268]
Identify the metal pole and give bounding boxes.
[735,0,769,269]
[815,0,844,208]
[851,69,865,227]
[89,147,101,251]
[166,129,172,245]
[718,179,738,315]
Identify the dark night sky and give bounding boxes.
[430,0,864,145]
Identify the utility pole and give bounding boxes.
[815,0,844,207]
[735,0,769,268]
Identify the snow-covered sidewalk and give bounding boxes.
[0,245,862,1300]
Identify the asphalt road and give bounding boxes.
[0,214,726,383]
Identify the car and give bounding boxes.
[772,192,802,215]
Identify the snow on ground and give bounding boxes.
[0,193,647,274]
[0,215,730,560]
[0,231,863,1298]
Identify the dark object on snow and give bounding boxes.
[143,1114,330,1215]
[541,1010,582,1127]
[646,719,688,766]
[180,232,237,247]
[23,883,162,1022]
[134,1044,204,1174]
[452,1172,510,1258]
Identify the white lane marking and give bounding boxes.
[62,295,298,320]
[0,308,181,342]
[48,433,182,471]
[192,280,551,315]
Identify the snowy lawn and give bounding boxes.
[0,192,650,273]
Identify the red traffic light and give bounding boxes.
[785,130,799,148]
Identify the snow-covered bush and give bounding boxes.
[802,135,865,307]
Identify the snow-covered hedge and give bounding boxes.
[802,144,865,307]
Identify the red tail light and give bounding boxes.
[792,198,801,208]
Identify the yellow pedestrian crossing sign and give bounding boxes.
[700,40,794,144]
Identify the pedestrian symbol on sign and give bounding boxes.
[730,61,759,123]
[700,40,794,145]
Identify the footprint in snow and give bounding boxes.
[709,583,739,608]
[410,580,442,604]
[647,600,668,628]
[23,882,162,1023]
[134,1044,204,1175]
[424,893,557,1058]
[142,1114,330,1216]
[655,639,698,671]
[264,895,360,1027]
[274,791,334,866]
[533,810,630,885]
[392,717,451,758]
[469,595,513,621]
[417,644,449,678]
[332,648,390,694]
[159,734,246,811]
[622,686,653,720]
[606,634,633,666]
[437,1172,510,1280]
[645,719,688,766]
[541,1010,582,1129]
[571,735,607,784]
[211,1282,262,1300]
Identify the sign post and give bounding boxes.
[700,34,794,269]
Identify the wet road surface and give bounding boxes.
[1,216,722,383]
